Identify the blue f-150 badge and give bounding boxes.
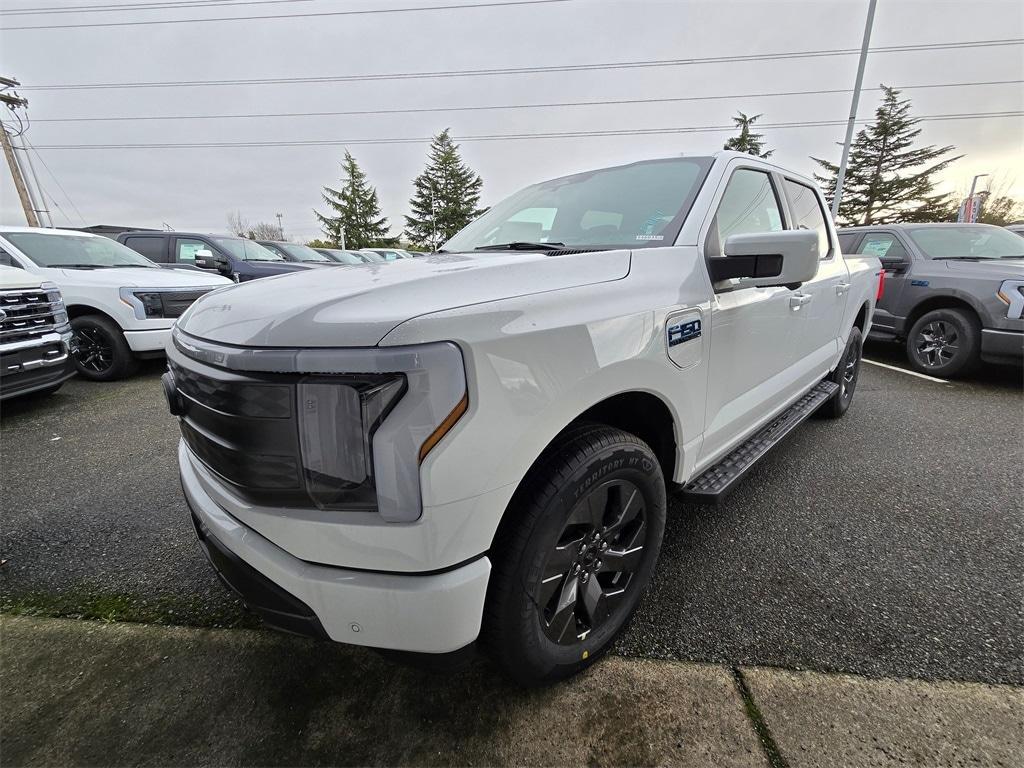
[668,318,702,347]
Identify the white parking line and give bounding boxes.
[863,358,951,384]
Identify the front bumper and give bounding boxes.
[0,331,75,400]
[124,327,172,353]
[981,328,1024,365]
[180,441,491,653]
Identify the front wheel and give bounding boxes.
[482,425,666,685]
[905,308,980,377]
[71,315,137,381]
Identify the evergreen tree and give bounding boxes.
[723,112,773,158]
[315,151,394,248]
[813,86,962,225]
[404,129,484,249]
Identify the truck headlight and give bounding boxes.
[997,280,1024,319]
[120,288,165,318]
[168,328,468,522]
[297,374,407,510]
[40,281,69,326]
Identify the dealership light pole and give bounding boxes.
[959,173,989,222]
[832,0,878,220]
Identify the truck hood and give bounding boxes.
[38,266,232,289]
[179,249,632,347]
[943,258,1024,278]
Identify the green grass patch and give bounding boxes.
[0,588,260,630]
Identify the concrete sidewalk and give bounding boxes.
[1,616,1020,767]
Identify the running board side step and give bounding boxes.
[681,381,839,503]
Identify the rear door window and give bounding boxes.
[837,232,862,254]
[122,235,167,262]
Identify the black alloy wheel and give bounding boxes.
[70,315,137,381]
[913,319,960,369]
[819,326,862,419]
[483,425,666,685]
[904,308,980,378]
[74,325,115,375]
[539,479,648,645]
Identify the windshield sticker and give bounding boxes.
[636,234,665,241]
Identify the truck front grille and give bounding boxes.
[0,289,62,345]
[160,290,210,318]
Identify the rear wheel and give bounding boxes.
[483,425,666,685]
[819,326,862,419]
[71,315,137,381]
[905,308,979,377]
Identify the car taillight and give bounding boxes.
[876,270,885,301]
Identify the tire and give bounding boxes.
[71,315,137,381]
[482,425,667,685]
[819,326,863,419]
[905,308,980,377]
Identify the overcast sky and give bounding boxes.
[1,0,1022,239]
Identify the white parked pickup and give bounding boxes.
[0,227,231,380]
[165,151,882,684]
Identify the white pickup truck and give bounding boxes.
[165,151,881,684]
[0,228,231,380]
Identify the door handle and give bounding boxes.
[790,293,813,310]
[835,282,851,296]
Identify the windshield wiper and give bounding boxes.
[932,256,996,260]
[474,241,566,251]
[49,263,110,269]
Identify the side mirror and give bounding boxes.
[193,249,226,270]
[710,230,819,288]
[878,254,908,272]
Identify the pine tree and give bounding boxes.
[315,151,394,248]
[404,129,484,249]
[723,112,773,158]
[813,86,962,225]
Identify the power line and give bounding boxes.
[31,111,1024,150]
[29,79,1023,123]
[20,38,1023,90]
[2,0,570,30]
[0,0,313,17]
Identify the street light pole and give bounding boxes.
[831,0,878,220]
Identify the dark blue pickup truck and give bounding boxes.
[117,232,315,282]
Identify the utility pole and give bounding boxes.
[276,212,284,240]
[0,78,40,227]
[15,133,53,227]
[831,0,878,220]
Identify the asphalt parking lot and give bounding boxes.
[1,345,1021,686]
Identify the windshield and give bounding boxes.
[211,237,284,262]
[3,231,158,268]
[442,157,713,253]
[276,243,332,262]
[907,226,1024,259]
